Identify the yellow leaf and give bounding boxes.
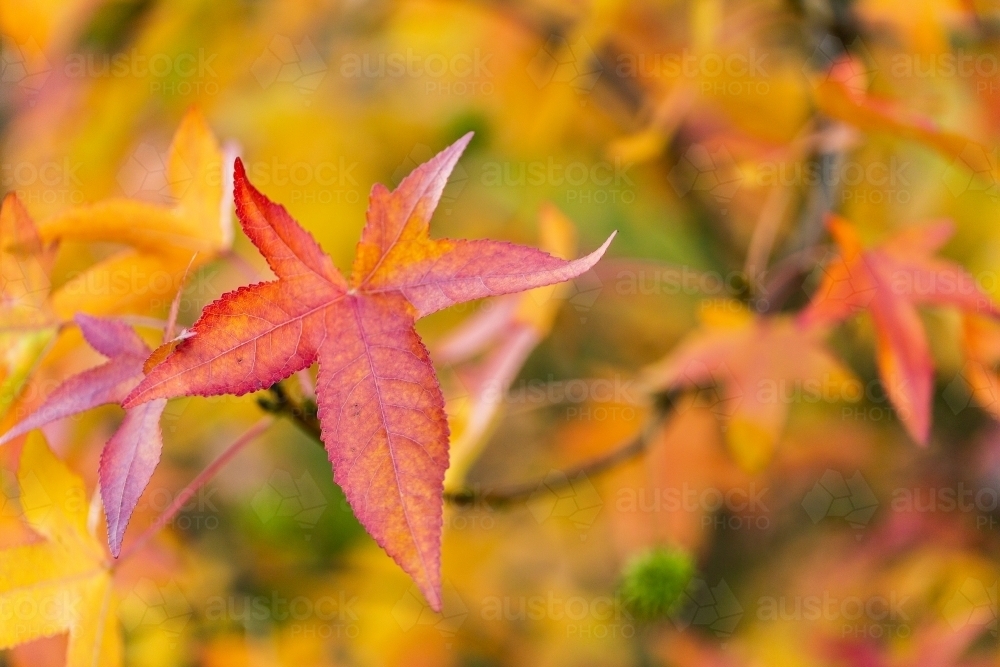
[39,108,233,318]
[0,432,121,666]
[18,430,91,550]
[515,203,579,333]
[0,327,57,425]
[67,575,121,667]
[0,543,89,649]
[443,205,584,487]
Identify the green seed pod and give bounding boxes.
[619,547,694,622]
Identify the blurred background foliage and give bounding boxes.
[4,0,1000,665]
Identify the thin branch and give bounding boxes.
[257,382,321,436]
[259,381,681,509]
[115,416,274,563]
[443,402,673,508]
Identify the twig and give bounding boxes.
[258,382,681,509]
[443,401,673,508]
[115,416,274,562]
[257,382,321,436]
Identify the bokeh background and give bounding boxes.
[3,0,1000,665]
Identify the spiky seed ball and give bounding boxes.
[619,547,694,622]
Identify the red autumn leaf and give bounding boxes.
[121,133,615,610]
[0,313,167,556]
[799,214,999,444]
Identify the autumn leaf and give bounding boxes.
[437,203,582,488]
[813,56,993,173]
[121,134,615,609]
[643,300,854,472]
[0,431,121,666]
[0,314,166,556]
[0,193,59,422]
[38,108,234,319]
[799,214,999,443]
[2,110,231,421]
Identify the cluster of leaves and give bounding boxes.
[5,108,999,663]
[0,114,613,655]
[5,0,1000,665]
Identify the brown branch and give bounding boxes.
[258,382,681,509]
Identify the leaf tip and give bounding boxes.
[233,156,247,186]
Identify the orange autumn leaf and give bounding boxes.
[122,134,615,610]
[813,56,992,172]
[643,301,854,472]
[799,214,999,443]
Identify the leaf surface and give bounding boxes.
[123,135,615,608]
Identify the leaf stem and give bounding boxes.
[115,416,273,563]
